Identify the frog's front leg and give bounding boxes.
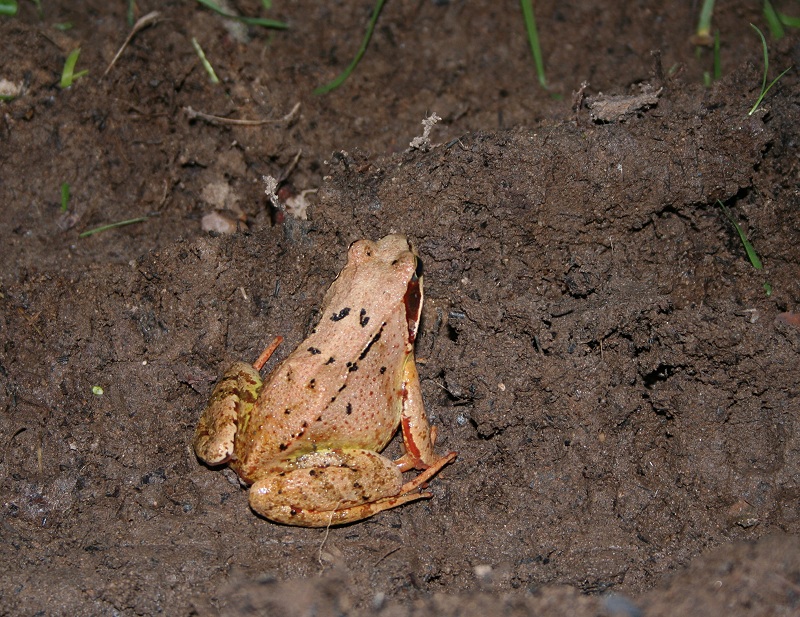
[194,362,263,465]
[248,449,431,527]
[395,356,458,472]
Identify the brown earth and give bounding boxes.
[1,1,799,615]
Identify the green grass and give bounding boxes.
[60,48,88,88]
[778,12,800,28]
[718,200,762,270]
[0,0,17,16]
[195,0,287,29]
[703,29,722,86]
[747,24,791,115]
[314,0,386,95]
[763,0,785,38]
[696,0,715,44]
[79,217,149,238]
[60,182,70,212]
[314,0,552,94]
[520,0,547,89]
[717,200,772,295]
[191,37,220,84]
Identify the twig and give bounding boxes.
[104,11,161,78]
[184,101,301,126]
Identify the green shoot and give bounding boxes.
[0,0,17,16]
[717,200,763,270]
[191,38,220,84]
[60,182,70,212]
[314,0,386,95]
[778,13,800,28]
[520,0,547,89]
[702,30,721,86]
[195,0,287,29]
[747,24,791,115]
[127,0,135,26]
[53,22,73,31]
[763,0,784,39]
[79,217,149,238]
[60,48,88,88]
[695,0,715,45]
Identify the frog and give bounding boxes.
[193,234,457,527]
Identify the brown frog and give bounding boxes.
[194,234,457,526]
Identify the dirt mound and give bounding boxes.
[1,2,798,614]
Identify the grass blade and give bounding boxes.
[79,217,149,238]
[195,0,287,29]
[314,0,386,95]
[60,48,89,88]
[192,37,220,84]
[763,0,785,39]
[718,201,762,270]
[778,12,800,27]
[0,0,18,16]
[60,182,70,212]
[747,24,792,115]
[520,0,547,89]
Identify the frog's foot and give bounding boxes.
[395,425,458,473]
[398,450,457,494]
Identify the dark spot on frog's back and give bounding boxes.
[359,308,369,327]
[325,357,336,365]
[308,347,321,355]
[380,366,387,374]
[346,403,353,415]
[331,307,351,322]
[358,327,383,361]
[308,378,316,389]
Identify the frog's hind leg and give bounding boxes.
[248,449,435,527]
[194,361,263,465]
[264,489,435,528]
[316,451,458,527]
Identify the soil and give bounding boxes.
[1,1,799,615]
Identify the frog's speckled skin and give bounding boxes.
[194,235,456,526]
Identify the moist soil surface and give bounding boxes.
[2,1,800,615]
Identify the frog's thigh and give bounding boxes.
[249,449,407,526]
[194,361,262,464]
